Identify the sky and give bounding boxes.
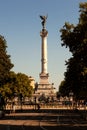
[0,0,86,91]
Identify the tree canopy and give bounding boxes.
[0,35,14,86]
[0,71,33,101]
[16,73,33,98]
[59,2,87,100]
[0,35,33,101]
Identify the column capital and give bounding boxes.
[40,29,48,37]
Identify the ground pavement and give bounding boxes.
[0,109,87,130]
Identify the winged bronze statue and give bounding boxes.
[40,15,48,29]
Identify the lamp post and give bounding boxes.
[19,93,23,111]
[69,91,74,109]
[34,97,36,110]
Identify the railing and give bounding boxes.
[5,102,87,111]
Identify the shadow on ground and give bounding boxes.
[0,109,87,130]
[0,124,87,130]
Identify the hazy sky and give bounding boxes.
[0,0,86,90]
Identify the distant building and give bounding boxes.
[29,76,35,89]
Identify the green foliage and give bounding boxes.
[0,93,5,109]
[59,2,87,100]
[0,35,14,86]
[59,80,67,97]
[0,72,33,100]
[16,73,33,97]
[0,35,33,101]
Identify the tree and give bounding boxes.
[0,72,34,101]
[0,35,14,86]
[16,73,33,98]
[0,93,5,109]
[59,80,67,97]
[60,2,87,100]
[0,71,17,101]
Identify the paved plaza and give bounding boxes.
[0,109,87,130]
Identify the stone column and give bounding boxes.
[40,29,48,74]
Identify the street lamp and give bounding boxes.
[69,91,74,109]
[19,93,23,111]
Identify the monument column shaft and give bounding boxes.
[41,35,47,74]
